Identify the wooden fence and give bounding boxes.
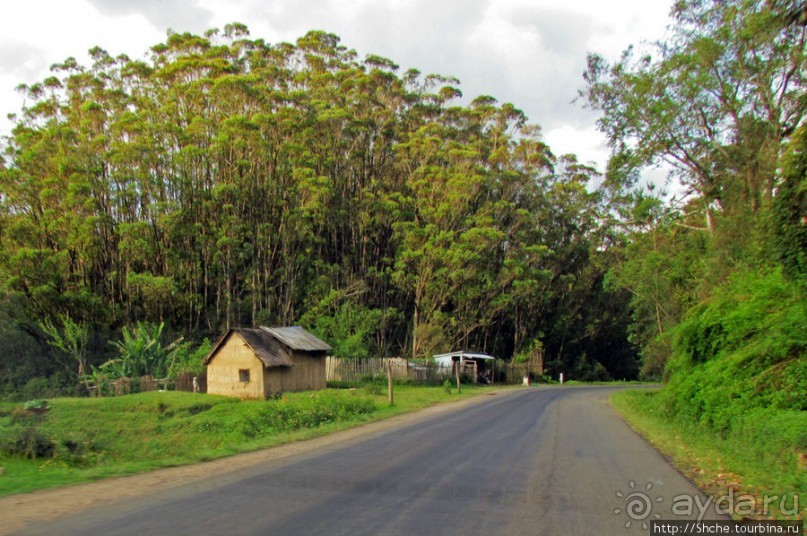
[174,372,207,393]
[325,357,450,384]
[325,357,542,385]
[86,357,538,396]
[87,372,206,397]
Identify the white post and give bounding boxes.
[559,373,564,385]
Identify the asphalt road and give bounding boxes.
[15,386,722,536]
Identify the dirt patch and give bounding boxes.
[0,390,515,533]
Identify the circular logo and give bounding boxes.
[614,481,664,529]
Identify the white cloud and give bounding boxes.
[0,0,675,174]
[544,124,609,166]
[86,0,214,32]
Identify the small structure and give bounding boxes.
[204,326,331,399]
[433,351,496,384]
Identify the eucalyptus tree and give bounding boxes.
[0,24,645,390]
[582,0,805,240]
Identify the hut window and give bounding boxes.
[239,369,250,383]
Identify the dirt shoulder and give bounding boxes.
[0,390,511,533]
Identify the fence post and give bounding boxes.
[386,359,394,405]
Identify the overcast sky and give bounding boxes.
[0,0,673,174]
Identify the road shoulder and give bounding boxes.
[0,389,517,532]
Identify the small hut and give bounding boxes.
[204,326,331,399]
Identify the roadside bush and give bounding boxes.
[54,433,104,467]
[659,268,806,469]
[326,381,357,389]
[360,374,386,384]
[9,407,43,426]
[23,399,50,413]
[15,375,77,401]
[179,403,213,417]
[241,391,376,437]
[2,427,55,459]
[363,383,382,395]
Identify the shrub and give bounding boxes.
[363,383,382,395]
[54,434,104,467]
[2,427,55,459]
[326,381,357,389]
[18,377,70,400]
[168,339,212,379]
[240,392,376,437]
[23,399,51,413]
[661,267,806,457]
[9,407,41,426]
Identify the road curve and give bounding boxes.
[14,386,721,535]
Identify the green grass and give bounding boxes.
[611,389,805,520]
[0,383,489,496]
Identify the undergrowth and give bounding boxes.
[614,268,806,520]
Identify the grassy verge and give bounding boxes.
[611,389,805,520]
[0,383,490,496]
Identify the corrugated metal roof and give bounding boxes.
[433,351,496,361]
[261,326,332,352]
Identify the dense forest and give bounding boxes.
[0,0,804,408]
[0,23,635,396]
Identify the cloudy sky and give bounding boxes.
[0,0,673,173]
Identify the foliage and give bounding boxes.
[8,376,77,402]
[0,25,639,390]
[300,294,385,358]
[0,294,63,398]
[663,268,806,429]
[773,123,807,281]
[240,391,376,437]
[1,426,55,460]
[167,339,212,378]
[39,315,90,380]
[618,268,807,512]
[22,399,50,412]
[583,0,804,232]
[104,322,182,379]
[513,339,543,364]
[603,194,708,377]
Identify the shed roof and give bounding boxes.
[261,326,332,352]
[203,328,294,367]
[204,326,331,368]
[433,351,496,362]
[237,328,295,367]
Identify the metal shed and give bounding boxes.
[433,351,496,384]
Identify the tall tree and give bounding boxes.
[582,0,805,243]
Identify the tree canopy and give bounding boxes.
[0,26,638,395]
